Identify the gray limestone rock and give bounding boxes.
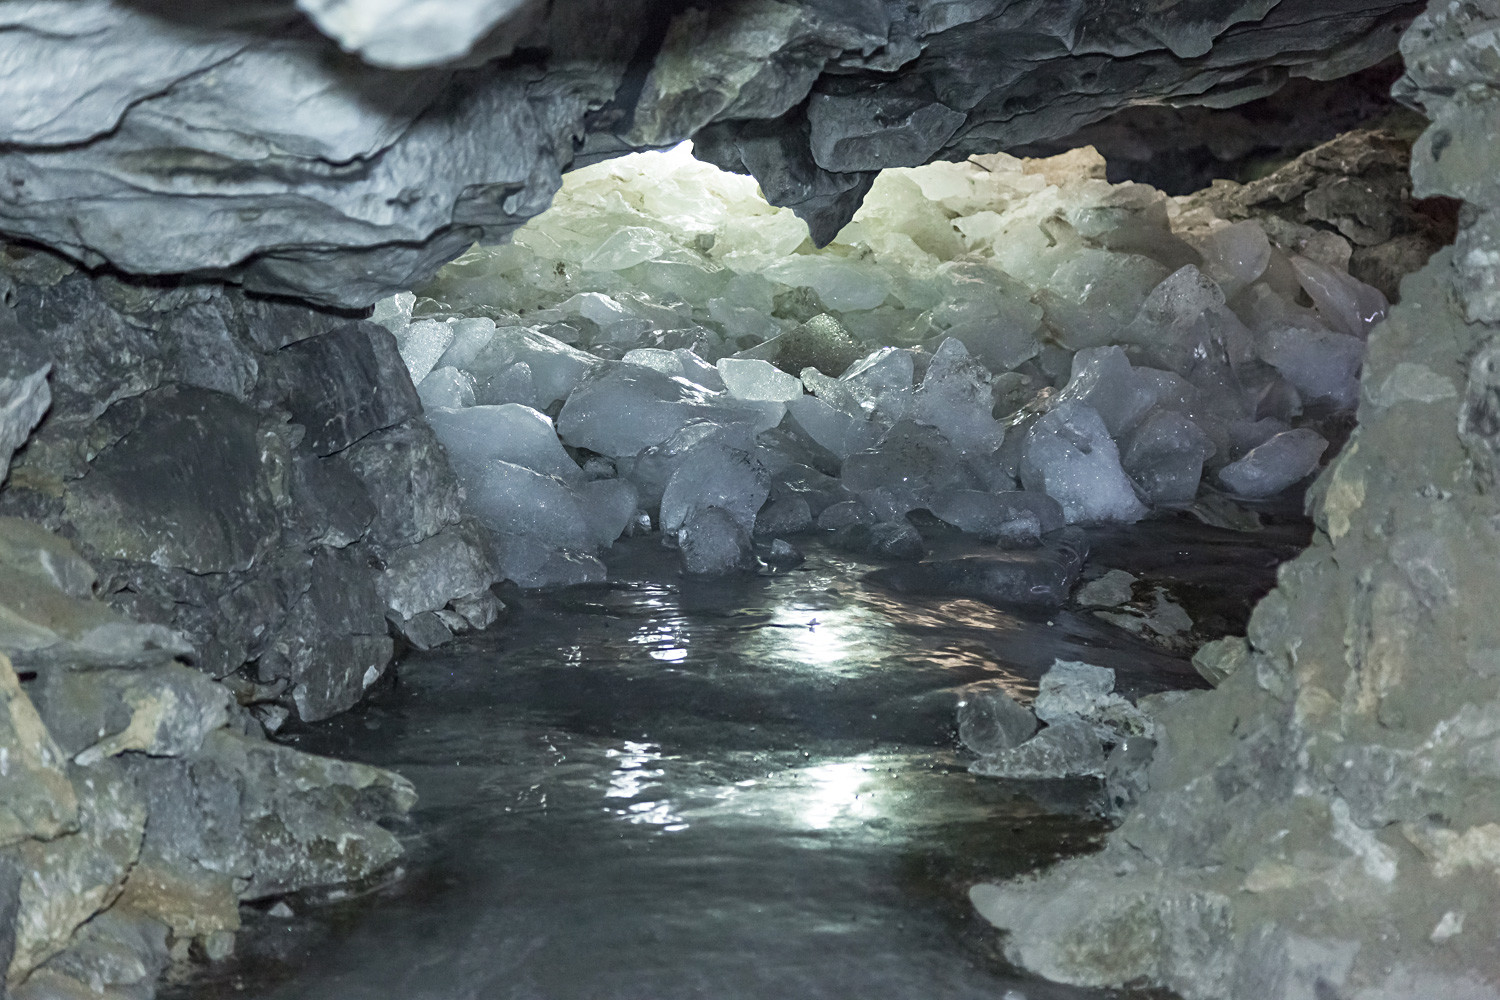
[10,760,145,983]
[375,521,498,623]
[32,906,170,1000]
[0,654,78,850]
[63,386,281,576]
[255,546,394,723]
[0,365,50,487]
[0,851,17,995]
[272,323,422,458]
[31,664,231,765]
[342,419,463,549]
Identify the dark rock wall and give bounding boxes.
[0,248,499,724]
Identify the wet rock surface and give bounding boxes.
[0,0,1422,306]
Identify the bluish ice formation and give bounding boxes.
[374,144,1384,583]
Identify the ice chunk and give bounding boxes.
[427,404,582,484]
[479,361,538,408]
[839,347,915,425]
[1193,220,1270,297]
[417,366,475,410]
[579,478,639,548]
[621,348,685,378]
[912,338,1006,455]
[1020,400,1147,524]
[817,500,874,530]
[582,226,672,271]
[1290,254,1388,339]
[467,325,602,408]
[786,394,880,461]
[678,506,755,575]
[926,262,1043,371]
[620,349,726,392]
[754,496,814,537]
[1121,410,1216,504]
[957,683,1038,755]
[659,439,769,537]
[371,290,415,335]
[394,318,454,384]
[558,364,776,457]
[928,490,1063,546]
[968,716,1106,779]
[1037,250,1172,350]
[435,316,498,370]
[1257,325,1364,410]
[467,460,593,552]
[1055,346,1158,437]
[842,421,980,517]
[494,532,606,589]
[1217,428,1328,498]
[760,255,892,311]
[675,350,727,392]
[734,313,867,378]
[716,358,803,404]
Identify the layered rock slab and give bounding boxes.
[0,0,1422,306]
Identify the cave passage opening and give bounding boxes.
[151,95,1454,999]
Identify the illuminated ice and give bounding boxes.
[394,318,453,385]
[557,364,773,458]
[1020,401,1147,524]
[1257,325,1365,409]
[1291,254,1389,338]
[912,338,1006,455]
[929,490,1064,547]
[1121,410,1216,504]
[678,506,754,575]
[1056,346,1159,437]
[717,358,803,404]
[427,404,582,484]
[417,367,475,410]
[382,141,1370,586]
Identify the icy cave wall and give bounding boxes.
[0,0,1419,308]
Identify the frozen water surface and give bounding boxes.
[166,520,1309,1000]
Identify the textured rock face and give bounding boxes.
[0,249,499,723]
[0,0,1421,307]
[0,519,417,996]
[969,3,1500,996]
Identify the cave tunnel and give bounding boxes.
[0,2,1495,998]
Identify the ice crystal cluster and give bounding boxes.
[373,144,1385,584]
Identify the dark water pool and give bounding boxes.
[166,516,1306,1000]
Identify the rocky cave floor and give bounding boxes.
[157,512,1308,1000]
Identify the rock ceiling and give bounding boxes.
[0,0,1421,307]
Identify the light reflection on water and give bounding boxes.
[165,528,1289,1000]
